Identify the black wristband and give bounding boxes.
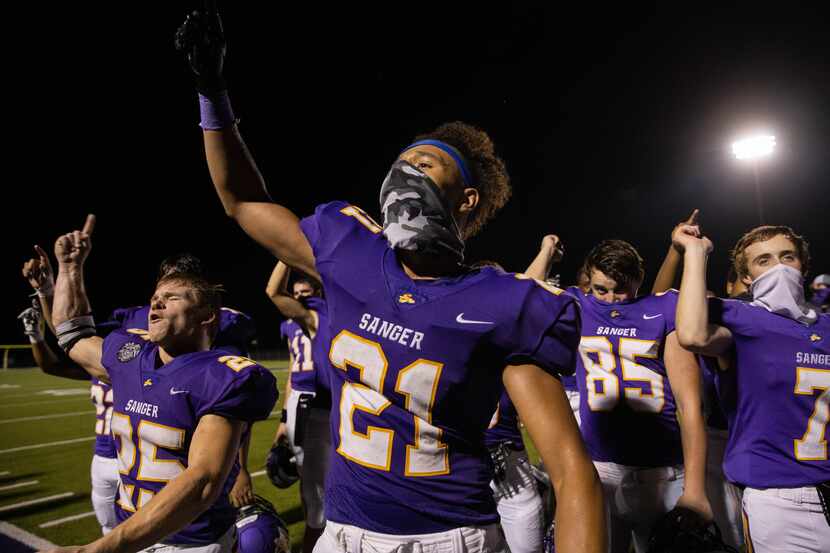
[280,409,288,423]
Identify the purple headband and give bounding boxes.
[401,139,474,187]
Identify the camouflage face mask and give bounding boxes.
[379,160,465,263]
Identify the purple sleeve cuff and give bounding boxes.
[199,91,236,130]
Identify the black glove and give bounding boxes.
[646,506,738,553]
[175,5,227,95]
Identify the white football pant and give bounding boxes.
[90,454,119,534]
[742,486,830,553]
[490,448,544,553]
[312,521,508,553]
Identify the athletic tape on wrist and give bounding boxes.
[56,315,96,352]
[199,91,236,130]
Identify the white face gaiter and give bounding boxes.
[750,263,818,325]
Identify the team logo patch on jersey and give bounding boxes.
[610,310,621,318]
[117,342,142,362]
[810,333,822,342]
[143,378,153,387]
[398,293,416,304]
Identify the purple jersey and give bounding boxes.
[103,305,255,356]
[811,287,830,310]
[483,390,523,450]
[573,290,682,467]
[710,298,830,488]
[280,319,316,393]
[280,297,331,404]
[102,329,277,545]
[90,378,116,458]
[300,202,579,534]
[561,286,588,392]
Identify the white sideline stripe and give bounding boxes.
[251,469,266,477]
[0,521,56,549]
[0,436,95,455]
[0,480,38,492]
[0,410,94,424]
[0,492,74,514]
[0,471,10,476]
[39,510,96,528]
[0,397,92,408]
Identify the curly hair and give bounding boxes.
[584,240,645,290]
[415,122,511,238]
[731,225,810,279]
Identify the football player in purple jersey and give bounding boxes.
[96,252,260,509]
[21,249,120,535]
[266,261,332,553]
[649,214,745,550]
[46,216,278,553]
[176,7,605,552]
[527,237,711,553]
[675,223,830,553]
[809,274,830,313]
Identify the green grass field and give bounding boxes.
[0,364,541,551]
[0,363,307,550]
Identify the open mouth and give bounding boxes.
[149,313,163,324]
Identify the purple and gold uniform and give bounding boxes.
[101,305,255,356]
[90,378,116,458]
[281,318,317,394]
[280,296,332,402]
[573,290,682,467]
[484,391,523,451]
[299,201,580,534]
[102,329,277,545]
[709,299,830,488]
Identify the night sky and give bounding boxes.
[6,5,829,347]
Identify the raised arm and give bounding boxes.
[663,332,712,520]
[652,209,698,294]
[265,262,318,334]
[504,363,606,553]
[52,215,108,381]
[673,224,734,356]
[175,8,317,279]
[524,234,564,281]
[56,414,245,553]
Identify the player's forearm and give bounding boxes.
[265,262,291,299]
[88,467,222,553]
[37,291,57,334]
[553,465,606,553]
[651,246,681,294]
[53,265,91,327]
[676,401,708,501]
[505,365,606,553]
[34,344,90,381]
[676,246,711,349]
[203,127,272,216]
[524,245,556,281]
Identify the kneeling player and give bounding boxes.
[47,218,277,553]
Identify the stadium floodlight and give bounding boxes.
[731,134,776,160]
[731,133,777,224]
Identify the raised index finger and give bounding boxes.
[684,209,699,225]
[82,214,96,237]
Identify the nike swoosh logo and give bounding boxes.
[456,313,494,325]
[170,389,189,395]
[643,314,663,320]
